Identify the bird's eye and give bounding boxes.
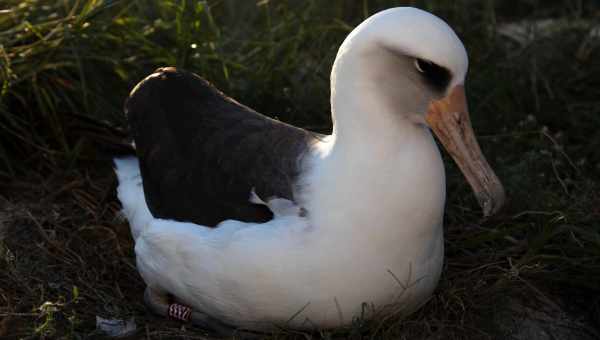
[414,58,433,73]
[414,58,452,92]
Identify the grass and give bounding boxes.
[1,0,599,338]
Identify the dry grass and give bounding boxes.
[1,0,599,339]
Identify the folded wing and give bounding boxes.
[125,67,317,226]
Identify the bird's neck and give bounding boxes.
[328,35,432,144]
[299,47,446,244]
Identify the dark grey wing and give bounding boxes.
[125,67,316,227]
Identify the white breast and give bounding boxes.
[118,121,446,330]
[114,6,470,331]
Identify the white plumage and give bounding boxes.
[115,7,494,331]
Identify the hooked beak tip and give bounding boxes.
[479,184,506,217]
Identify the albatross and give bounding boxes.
[114,7,505,332]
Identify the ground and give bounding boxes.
[1,1,599,339]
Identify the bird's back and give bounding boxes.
[125,67,316,226]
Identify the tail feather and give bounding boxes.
[114,157,154,240]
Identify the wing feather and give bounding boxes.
[125,67,316,227]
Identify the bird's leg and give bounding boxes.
[143,286,170,317]
[143,286,241,337]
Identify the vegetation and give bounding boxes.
[1,0,599,338]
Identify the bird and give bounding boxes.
[114,7,505,333]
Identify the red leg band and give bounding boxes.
[168,303,192,322]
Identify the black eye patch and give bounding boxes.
[415,59,452,93]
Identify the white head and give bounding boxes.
[331,8,469,125]
[347,7,468,85]
[329,7,505,216]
